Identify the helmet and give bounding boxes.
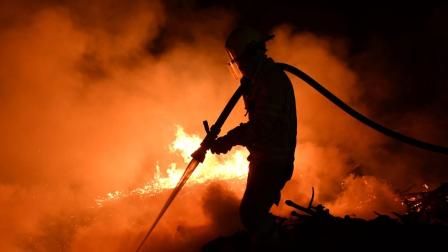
[225,26,273,79]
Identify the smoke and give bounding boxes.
[0,1,446,251]
[0,1,241,251]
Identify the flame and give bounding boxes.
[96,126,249,206]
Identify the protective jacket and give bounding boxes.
[226,57,297,165]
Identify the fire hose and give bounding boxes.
[278,63,448,155]
[135,63,447,252]
[134,77,250,252]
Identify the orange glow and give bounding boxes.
[0,6,420,250]
[96,126,249,206]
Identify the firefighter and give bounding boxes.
[210,26,297,246]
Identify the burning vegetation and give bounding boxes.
[95,126,249,207]
[99,127,448,251]
[1,1,448,252]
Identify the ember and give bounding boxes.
[400,183,448,224]
[204,187,448,251]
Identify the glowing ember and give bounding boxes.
[96,126,249,206]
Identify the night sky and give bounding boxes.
[159,1,448,179]
[165,1,448,112]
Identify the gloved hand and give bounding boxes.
[210,136,233,154]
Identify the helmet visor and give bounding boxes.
[226,49,242,80]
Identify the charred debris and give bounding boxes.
[203,183,448,251]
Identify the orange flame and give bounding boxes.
[96,126,249,206]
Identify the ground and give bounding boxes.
[203,183,448,251]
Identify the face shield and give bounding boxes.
[226,49,243,80]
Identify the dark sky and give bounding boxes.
[160,1,448,180]
[162,1,448,112]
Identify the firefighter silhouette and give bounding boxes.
[210,26,297,246]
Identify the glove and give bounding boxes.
[210,136,233,154]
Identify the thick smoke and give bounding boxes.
[0,1,240,251]
[0,1,446,251]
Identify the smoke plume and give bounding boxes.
[0,1,446,251]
